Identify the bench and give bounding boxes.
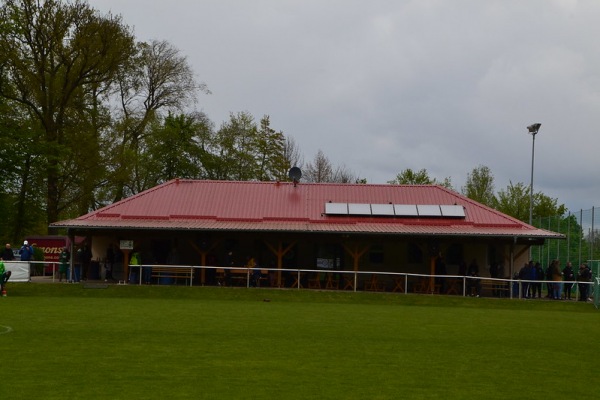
[479,279,510,296]
[151,266,194,285]
[216,268,269,287]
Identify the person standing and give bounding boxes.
[578,264,592,302]
[551,260,563,300]
[78,243,92,280]
[562,262,575,300]
[466,259,481,297]
[246,255,260,287]
[58,247,70,282]
[1,244,15,261]
[129,249,141,283]
[519,262,533,299]
[533,262,544,299]
[19,240,34,261]
[19,240,35,275]
[528,261,539,299]
[105,243,115,282]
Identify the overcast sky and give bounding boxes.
[91,0,600,213]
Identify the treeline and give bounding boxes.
[388,166,567,224]
[0,0,363,242]
[0,1,566,244]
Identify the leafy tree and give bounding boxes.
[495,181,565,223]
[495,181,530,222]
[0,107,47,241]
[108,39,208,201]
[143,112,213,184]
[209,112,258,180]
[534,192,567,219]
[388,168,454,190]
[255,116,287,181]
[462,165,496,207]
[0,0,136,227]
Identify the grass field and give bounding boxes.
[1,283,598,399]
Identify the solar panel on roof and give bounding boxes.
[394,204,419,216]
[325,203,348,215]
[348,203,372,215]
[324,203,466,219]
[417,205,442,216]
[440,205,465,218]
[371,204,395,216]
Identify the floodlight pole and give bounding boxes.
[527,123,541,226]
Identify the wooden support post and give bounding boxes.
[264,240,296,287]
[122,249,131,283]
[190,240,219,285]
[342,242,370,291]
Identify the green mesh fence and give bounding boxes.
[531,208,600,272]
[531,208,600,308]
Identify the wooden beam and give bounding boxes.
[190,239,220,285]
[122,249,131,283]
[264,240,296,287]
[341,242,370,272]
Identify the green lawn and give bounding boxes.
[1,284,598,399]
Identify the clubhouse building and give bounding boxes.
[50,179,563,291]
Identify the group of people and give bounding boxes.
[519,260,593,301]
[0,240,36,294]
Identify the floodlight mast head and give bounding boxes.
[527,123,541,135]
[288,167,302,187]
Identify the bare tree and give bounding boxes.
[283,136,304,173]
[108,39,210,201]
[304,150,333,183]
[333,164,357,183]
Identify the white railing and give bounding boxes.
[23,261,596,301]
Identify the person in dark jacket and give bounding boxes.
[466,259,481,297]
[562,262,575,300]
[534,262,544,299]
[1,244,15,261]
[19,240,34,261]
[578,264,592,302]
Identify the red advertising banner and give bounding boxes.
[26,236,67,263]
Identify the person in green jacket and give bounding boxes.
[0,259,12,294]
[58,247,70,282]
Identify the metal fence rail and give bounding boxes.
[24,261,596,302]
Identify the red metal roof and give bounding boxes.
[51,179,563,239]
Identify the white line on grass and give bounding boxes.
[0,325,13,334]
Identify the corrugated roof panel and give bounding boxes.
[51,180,562,240]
